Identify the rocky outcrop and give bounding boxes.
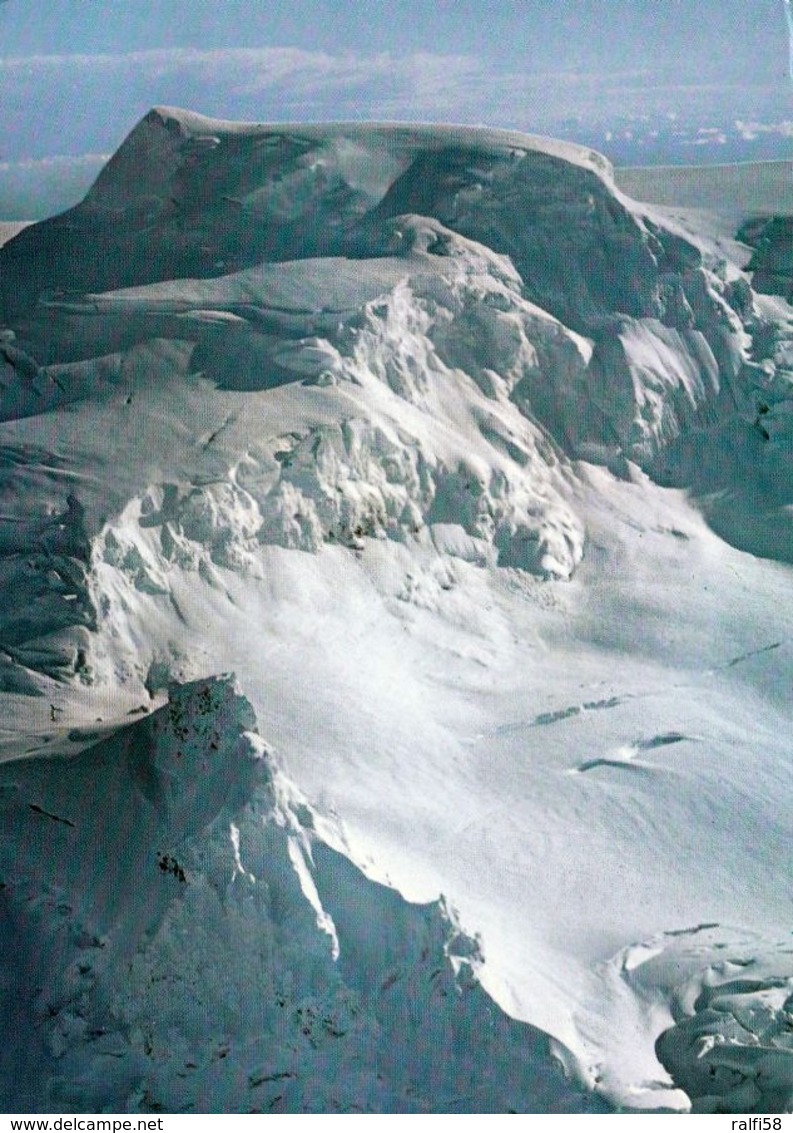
[738,215,793,302]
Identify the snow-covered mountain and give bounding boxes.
[1,108,793,1114]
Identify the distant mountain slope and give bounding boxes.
[615,160,793,228]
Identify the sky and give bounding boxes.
[1,0,792,217]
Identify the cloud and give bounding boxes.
[0,45,489,117]
[1,42,788,216]
[0,153,108,219]
[3,43,756,164]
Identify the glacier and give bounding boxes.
[1,109,793,1113]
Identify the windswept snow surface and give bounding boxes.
[1,109,793,1113]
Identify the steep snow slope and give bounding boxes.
[0,676,603,1114]
[1,110,793,1113]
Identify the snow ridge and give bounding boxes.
[0,677,603,1113]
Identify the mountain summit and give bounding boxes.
[1,110,793,1113]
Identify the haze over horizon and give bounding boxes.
[2,0,793,218]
